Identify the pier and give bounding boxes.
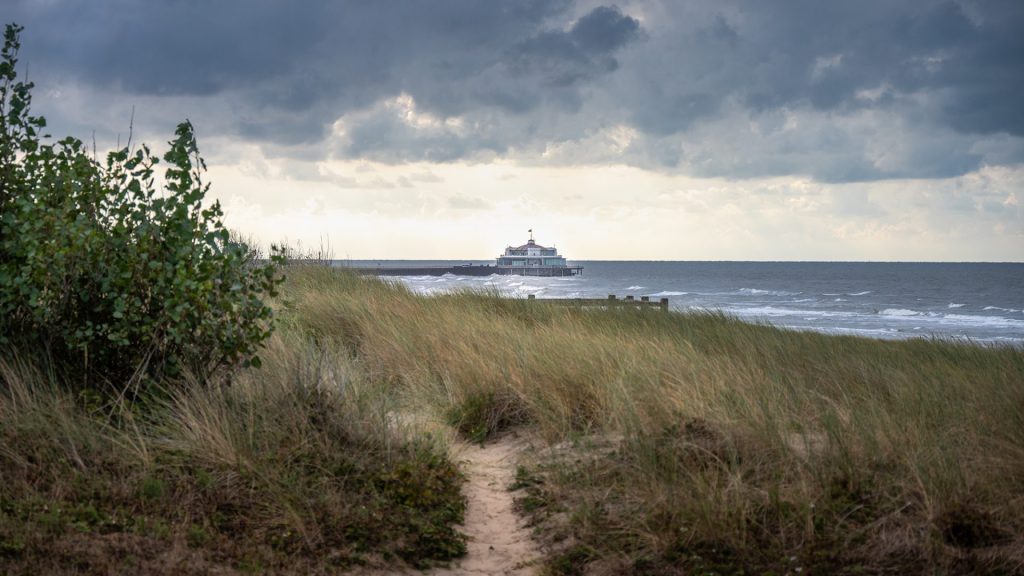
[346,264,583,277]
[347,234,583,277]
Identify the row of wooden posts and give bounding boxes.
[527,294,670,311]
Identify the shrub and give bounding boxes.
[0,23,284,384]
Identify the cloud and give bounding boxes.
[448,194,492,210]
[6,0,1023,182]
[504,5,640,88]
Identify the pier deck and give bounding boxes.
[347,264,582,277]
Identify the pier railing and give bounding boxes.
[527,294,669,312]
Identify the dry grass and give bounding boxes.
[281,266,1024,574]
[0,316,466,574]
[4,264,1022,574]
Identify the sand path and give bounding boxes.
[427,433,541,576]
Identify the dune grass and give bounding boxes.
[3,264,1022,574]
[280,266,1024,574]
[0,311,466,574]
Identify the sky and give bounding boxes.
[7,0,1024,261]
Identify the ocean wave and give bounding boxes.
[881,308,919,317]
[942,314,1024,328]
[738,288,802,297]
[779,324,1024,344]
[650,291,688,297]
[948,303,966,308]
[731,306,858,319]
[802,325,900,336]
[873,309,1024,329]
[847,291,873,296]
[626,285,645,290]
[984,306,1021,313]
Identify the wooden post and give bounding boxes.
[528,294,535,300]
[625,295,634,301]
[641,296,649,302]
[660,298,669,312]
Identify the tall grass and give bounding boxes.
[0,311,465,573]
[282,266,1024,573]
[5,264,1021,573]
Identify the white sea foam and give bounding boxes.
[869,309,1024,329]
[881,308,919,317]
[732,306,857,319]
[948,303,966,308]
[738,288,801,297]
[774,323,1023,344]
[984,306,1021,313]
[942,314,1024,328]
[814,326,899,336]
[649,291,688,297]
[626,285,645,290]
[847,291,872,296]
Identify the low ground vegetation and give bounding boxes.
[0,325,467,574]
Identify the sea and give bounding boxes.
[337,261,1024,346]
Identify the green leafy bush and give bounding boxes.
[0,23,284,383]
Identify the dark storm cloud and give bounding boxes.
[746,0,1023,136]
[506,6,640,89]
[617,1,1023,137]
[9,0,587,142]
[6,0,1024,181]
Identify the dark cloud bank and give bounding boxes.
[8,0,1024,182]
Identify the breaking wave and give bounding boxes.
[737,288,802,297]
[881,308,919,317]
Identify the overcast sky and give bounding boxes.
[8,0,1023,260]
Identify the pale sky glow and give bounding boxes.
[9,0,1024,261]
[210,155,1021,261]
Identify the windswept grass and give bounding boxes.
[4,265,1022,574]
[0,318,465,574]
[281,266,1024,574]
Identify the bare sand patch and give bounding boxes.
[429,432,541,576]
[352,431,541,576]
